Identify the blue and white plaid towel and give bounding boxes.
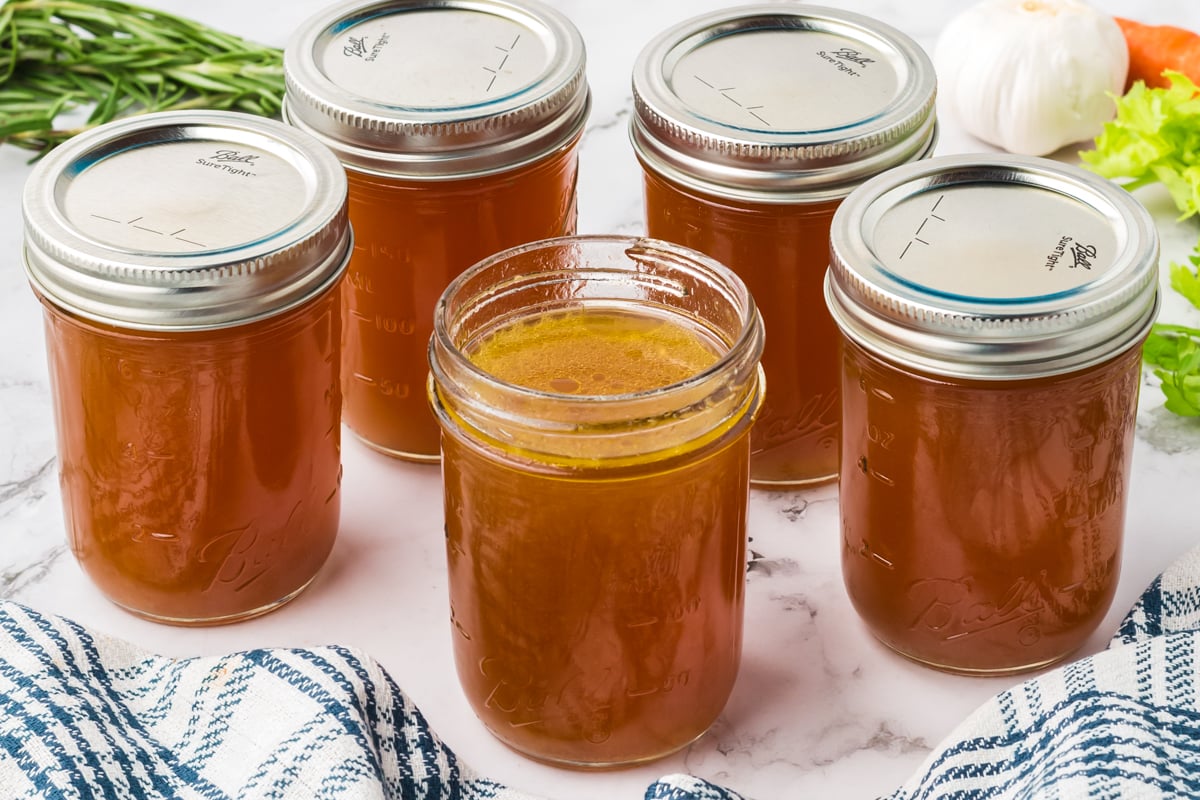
[5,547,1200,799]
[650,545,1200,800]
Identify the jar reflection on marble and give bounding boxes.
[284,0,590,462]
[428,236,765,766]
[631,5,937,487]
[22,111,351,625]
[825,155,1160,675]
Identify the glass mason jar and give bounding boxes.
[22,111,351,625]
[285,0,590,461]
[825,155,1160,675]
[631,5,937,487]
[428,236,765,766]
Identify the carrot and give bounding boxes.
[1116,17,1200,90]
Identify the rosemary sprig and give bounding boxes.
[0,0,284,157]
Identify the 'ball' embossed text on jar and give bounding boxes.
[22,111,351,626]
[428,236,765,766]
[631,5,937,487]
[825,155,1160,675]
[285,0,590,461]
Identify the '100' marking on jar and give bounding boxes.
[349,308,415,335]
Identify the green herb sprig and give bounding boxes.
[1141,252,1200,416]
[1083,71,1200,416]
[0,0,284,157]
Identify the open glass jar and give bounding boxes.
[285,0,590,461]
[631,5,937,487]
[22,111,351,625]
[428,236,764,766]
[825,155,1160,674]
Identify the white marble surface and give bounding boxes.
[3,1,1200,797]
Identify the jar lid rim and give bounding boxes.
[630,4,938,199]
[22,110,351,330]
[283,0,589,177]
[825,154,1160,379]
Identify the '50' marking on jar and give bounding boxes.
[352,373,411,399]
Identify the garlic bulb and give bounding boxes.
[935,0,1129,156]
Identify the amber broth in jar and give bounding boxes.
[430,237,764,766]
[41,289,342,624]
[840,340,1139,673]
[644,171,841,483]
[342,147,579,458]
[443,308,748,764]
[631,6,937,486]
[285,0,590,461]
[826,154,1159,674]
[23,110,351,625]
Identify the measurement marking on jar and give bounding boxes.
[131,524,179,543]
[899,194,946,260]
[90,213,206,248]
[351,309,416,334]
[849,535,896,571]
[694,75,769,127]
[483,34,521,92]
[857,455,895,486]
[867,424,895,450]
[352,372,411,398]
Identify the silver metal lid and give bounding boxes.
[630,4,937,203]
[23,110,351,331]
[283,0,589,178]
[825,154,1160,380]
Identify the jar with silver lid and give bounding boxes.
[631,4,937,487]
[284,0,591,461]
[825,154,1160,675]
[23,110,351,626]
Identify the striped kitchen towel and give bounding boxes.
[0,602,535,799]
[6,545,1200,799]
[648,544,1200,800]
